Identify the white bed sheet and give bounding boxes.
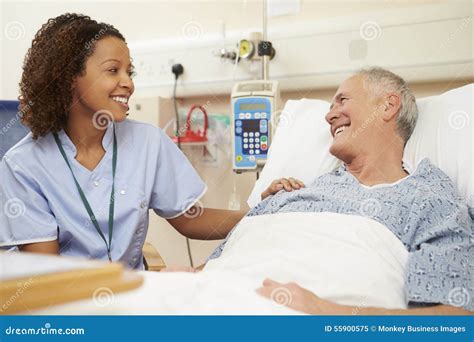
[205,212,410,309]
[32,212,408,314]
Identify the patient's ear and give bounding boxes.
[382,93,401,122]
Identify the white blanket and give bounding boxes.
[32,270,299,315]
[205,212,409,309]
[34,212,408,314]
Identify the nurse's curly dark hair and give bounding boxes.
[19,13,126,139]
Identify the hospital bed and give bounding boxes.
[6,83,474,314]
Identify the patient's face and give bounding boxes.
[325,75,383,161]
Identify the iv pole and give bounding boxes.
[262,0,269,81]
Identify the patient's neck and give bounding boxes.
[344,150,408,186]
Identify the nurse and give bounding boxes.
[0,13,245,268]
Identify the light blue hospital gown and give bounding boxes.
[0,119,206,269]
[209,159,473,311]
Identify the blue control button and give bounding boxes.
[261,127,268,133]
[236,120,242,127]
[236,127,242,134]
[260,120,267,126]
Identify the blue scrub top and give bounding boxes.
[0,119,207,268]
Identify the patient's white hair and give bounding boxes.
[356,67,418,143]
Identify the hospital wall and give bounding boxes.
[1,0,472,267]
[2,0,469,101]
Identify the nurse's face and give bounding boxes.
[71,36,135,124]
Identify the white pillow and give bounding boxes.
[247,99,339,207]
[248,84,473,208]
[403,84,473,207]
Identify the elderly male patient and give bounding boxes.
[168,67,473,315]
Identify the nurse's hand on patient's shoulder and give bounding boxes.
[261,178,305,200]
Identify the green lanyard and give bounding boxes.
[53,128,117,262]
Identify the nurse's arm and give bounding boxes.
[19,240,60,255]
[167,208,247,240]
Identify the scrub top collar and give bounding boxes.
[56,123,115,155]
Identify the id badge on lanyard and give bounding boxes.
[53,127,117,262]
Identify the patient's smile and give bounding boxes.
[334,125,349,137]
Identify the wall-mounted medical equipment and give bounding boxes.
[171,104,209,145]
[231,80,280,172]
[238,37,276,61]
[216,35,276,64]
[238,39,255,59]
